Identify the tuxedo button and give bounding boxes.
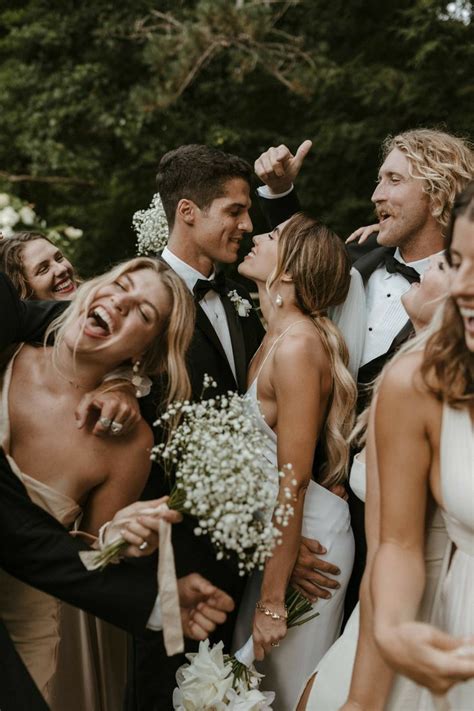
[368,327,373,331]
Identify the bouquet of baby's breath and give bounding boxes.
[133,192,169,255]
[87,375,295,573]
[153,375,295,575]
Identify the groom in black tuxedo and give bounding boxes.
[0,271,235,711]
[253,129,473,615]
[128,144,266,710]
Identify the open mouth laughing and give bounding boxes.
[53,276,76,295]
[459,306,474,337]
[85,305,116,338]
[377,208,393,226]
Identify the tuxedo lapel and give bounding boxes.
[389,318,414,352]
[353,246,394,282]
[221,294,247,392]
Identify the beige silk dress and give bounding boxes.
[0,347,127,709]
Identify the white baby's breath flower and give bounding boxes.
[18,205,36,225]
[153,377,294,574]
[0,193,10,209]
[0,206,20,228]
[134,192,169,255]
[64,226,83,239]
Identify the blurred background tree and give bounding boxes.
[0,0,472,275]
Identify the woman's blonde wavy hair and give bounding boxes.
[382,129,474,233]
[268,213,357,488]
[46,257,194,410]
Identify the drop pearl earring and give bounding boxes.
[275,294,283,307]
[132,361,144,397]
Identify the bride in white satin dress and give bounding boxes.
[232,213,361,711]
[298,253,453,710]
[0,258,193,705]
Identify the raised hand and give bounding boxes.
[75,382,141,436]
[346,222,380,245]
[290,536,341,603]
[254,140,312,194]
[178,573,235,640]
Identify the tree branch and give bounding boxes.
[0,171,95,187]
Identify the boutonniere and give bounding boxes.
[227,290,252,317]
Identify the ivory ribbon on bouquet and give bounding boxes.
[158,514,184,655]
[78,505,184,656]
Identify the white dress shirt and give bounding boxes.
[162,247,237,380]
[360,249,442,365]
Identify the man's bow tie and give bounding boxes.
[193,272,227,301]
[384,254,420,284]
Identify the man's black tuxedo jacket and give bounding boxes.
[0,273,159,710]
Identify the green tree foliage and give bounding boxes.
[0,0,472,275]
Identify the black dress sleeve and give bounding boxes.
[0,272,67,348]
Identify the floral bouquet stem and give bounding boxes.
[80,497,184,571]
[234,586,319,668]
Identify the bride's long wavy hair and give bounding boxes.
[268,213,357,488]
[46,257,194,411]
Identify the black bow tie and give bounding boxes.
[193,271,227,301]
[384,254,420,284]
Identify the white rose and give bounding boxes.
[19,205,36,225]
[0,206,20,228]
[64,226,83,239]
[0,193,10,208]
[0,226,14,238]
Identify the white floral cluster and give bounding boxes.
[173,640,274,710]
[227,289,253,318]
[152,375,294,575]
[0,192,83,252]
[133,192,169,255]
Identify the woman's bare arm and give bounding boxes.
[371,354,430,659]
[79,420,154,535]
[253,333,328,660]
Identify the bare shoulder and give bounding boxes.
[273,327,327,372]
[378,351,435,410]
